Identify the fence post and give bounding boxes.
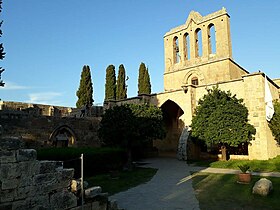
[81,153,84,210]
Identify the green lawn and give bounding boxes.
[192,173,280,210]
[191,155,280,172]
[86,167,157,195]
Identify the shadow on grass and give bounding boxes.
[192,172,280,210]
[86,167,158,196]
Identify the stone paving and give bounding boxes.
[110,158,200,210]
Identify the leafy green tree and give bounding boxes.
[138,62,151,95]
[191,86,256,160]
[105,64,116,101]
[116,64,127,100]
[98,104,165,167]
[76,65,94,108]
[0,0,5,87]
[269,101,280,144]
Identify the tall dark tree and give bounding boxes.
[105,64,116,101]
[76,65,94,108]
[191,86,256,160]
[138,62,151,95]
[143,67,151,94]
[116,64,127,100]
[0,0,5,87]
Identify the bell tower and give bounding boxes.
[163,8,247,91]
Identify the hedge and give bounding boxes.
[37,147,127,178]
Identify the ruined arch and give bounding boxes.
[154,99,185,154]
[49,125,77,147]
[173,36,180,63]
[208,23,216,55]
[183,32,190,60]
[195,28,202,57]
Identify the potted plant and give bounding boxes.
[237,164,251,183]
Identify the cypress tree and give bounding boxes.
[116,64,127,100]
[138,62,151,95]
[76,65,94,108]
[143,67,151,94]
[0,0,5,87]
[105,64,116,101]
[138,62,146,95]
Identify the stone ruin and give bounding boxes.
[0,137,121,210]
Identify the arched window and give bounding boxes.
[183,33,190,60]
[173,36,180,63]
[195,28,202,57]
[191,77,199,85]
[208,24,216,54]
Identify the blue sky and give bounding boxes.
[1,0,280,107]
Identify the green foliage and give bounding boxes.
[98,104,165,149]
[37,147,126,177]
[0,0,5,87]
[105,64,116,101]
[76,65,94,108]
[191,86,256,149]
[238,164,250,173]
[116,64,127,100]
[268,101,280,144]
[138,62,151,95]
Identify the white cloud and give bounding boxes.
[3,81,30,90]
[26,92,63,105]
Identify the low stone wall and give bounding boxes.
[0,137,77,209]
[0,137,120,210]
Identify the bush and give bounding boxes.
[269,101,280,144]
[37,147,126,178]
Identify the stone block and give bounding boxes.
[0,150,16,163]
[50,190,77,209]
[15,186,36,200]
[84,186,102,199]
[252,178,273,196]
[39,161,57,174]
[0,189,15,202]
[34,172,56,184]
[0,163,19,179]
[1,178,19,190]
[0,137,24,151]
[12,199,31,210]
[17,161,40,182]
[0,203,12,210]
[16,149,37,162]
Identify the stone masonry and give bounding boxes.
[0,137,77,210]
[0,137,121,210]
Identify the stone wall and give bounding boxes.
[0,137,77,210]
[0,111,101,148]
[0,137,121,210]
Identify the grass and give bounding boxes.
[86,167,157,195]
[192,172,280,210]
[191,155,280,172]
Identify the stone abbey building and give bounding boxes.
[111,8,280,160]
[1,8,280,160]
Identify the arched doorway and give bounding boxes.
[154,100,184,156]
[49,125,77,147]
